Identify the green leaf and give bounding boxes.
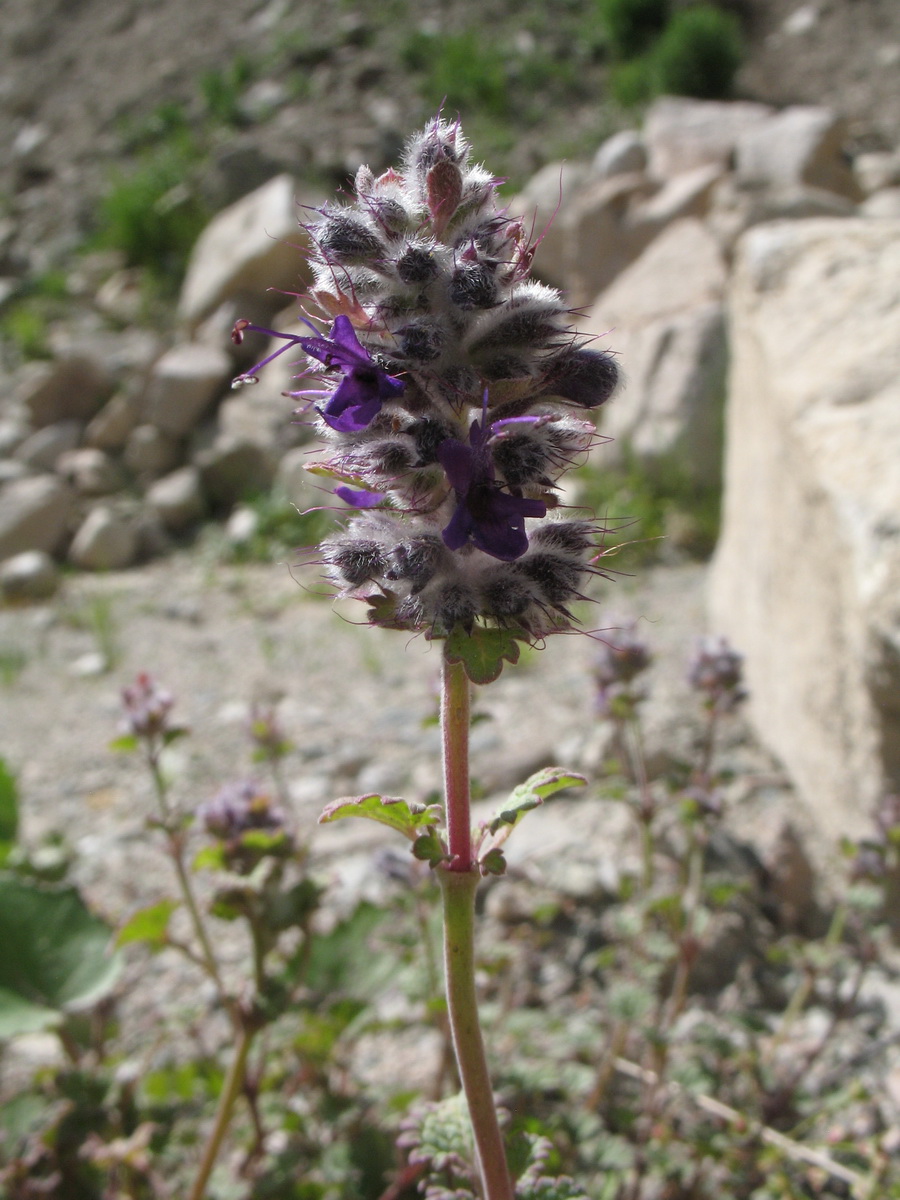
[302,901,392,998]
[193,844,228,871]
[412,830,450,867]
[0,875,122,1039]
[443,626,521,684]
[108,734,139,754]
[116,899,179,950]
[265,878,322,932]
[488,768,587,836]
[319,793,443,840]
[479,848,507,876]
[0,759,18,846]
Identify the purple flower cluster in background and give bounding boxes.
[687,635,747,712]
[234,119,620,640]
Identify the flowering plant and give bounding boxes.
[233,118,619,1200]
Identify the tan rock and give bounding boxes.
[68,506,138,570]
[84,392,140,451]
[14,420,82,471]
[143,343,231,439]
[123,425,182,479]
[735,106,863,201]
[643,96,773,179]
[0,550,60,602]
[177,175,317,328]
[709,219,900,839]
[57,447,126,496]
[0,474,74,561]
[508,160,594,290]
[628,162,724,239]
[14,355,113,428]
[194,436,276,510]
[860,188,900,219]
[592,130,646,180]
[853,150,900,196]
[145,467,206,532]
[580,218,728,485]
[560,172,657,305]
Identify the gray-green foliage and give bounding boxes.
[0,875,121,1038]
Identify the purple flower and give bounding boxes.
[301,315,405,432]
[198,780,287,841]
[231,315,405,433]
[120,673,175,742]
[439,416,546,561]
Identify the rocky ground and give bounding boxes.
[1,0,899,278]
[2,0,899,1129]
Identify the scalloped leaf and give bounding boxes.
[484,768,587,848]
[443,627,521,685]
[319,793,443,840]
[412,830,450,867]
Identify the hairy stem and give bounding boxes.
[187,1023,255,1200]
[441,655,472,872]
[438,868,514,1200]
[438,652,513,1200]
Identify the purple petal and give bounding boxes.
[441,504,474,551]
[334,486,384,508]
[437,439,474,492]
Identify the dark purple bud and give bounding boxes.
[448,261,497,310]
[435,581,478,634]
[319,213,384,262]
[385,535,447,592]
[518,552,583,607]
[397,320,444,362]
[396,244,439,284]
[544,348,619,409]
[530,520,596,555]
[480,566,535,619]
[368,197,411,236]
[492,433,549,488]
[411,417,455,464]
[366,439,415,474]
[322,537,387,586]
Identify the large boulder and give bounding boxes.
[68,506,138,571]
[580,218,728,485]
[13,355,113,428]
[0,474,74,562]
[735,106,863,201]
[142,343,232,439]
[177,174,317,328]
[643,96,774,179]
[560,172,658,305]
[709,219,900,839]
[508,160,594,291]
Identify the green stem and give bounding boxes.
[187,1023,255,1200]
[441,655,472,872]
[148,751,228,1003]
[438,868,514,1200]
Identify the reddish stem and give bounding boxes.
[441,655,472,871]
